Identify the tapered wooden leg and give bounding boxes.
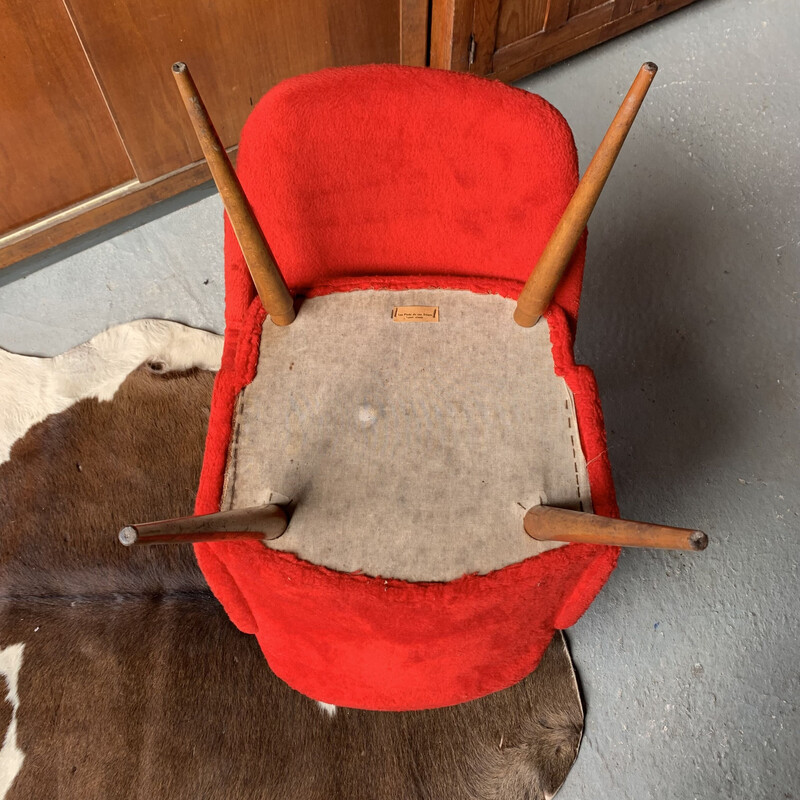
[524,505,707,551]
[171,62,296,326]
[119,503,288,546]
[514,62,658,328]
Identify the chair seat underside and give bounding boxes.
[221,289,592,582]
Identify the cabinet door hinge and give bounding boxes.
[468,35,477,67]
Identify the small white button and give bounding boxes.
[358,404,379,427]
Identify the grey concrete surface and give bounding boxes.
[0,183,226,355]
[517,3,799,798]
[0,0,797,797]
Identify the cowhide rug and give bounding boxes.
[0,320,583,799]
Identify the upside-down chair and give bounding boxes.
[122,62,706,712]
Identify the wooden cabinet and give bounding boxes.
[0,0,135,234]
[431,0,699,81]
[0,0,427,268]
[0,0,696,269]
[64,0,406,182]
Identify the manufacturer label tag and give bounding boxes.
[391,306,440,322]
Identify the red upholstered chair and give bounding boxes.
[121,63,703,711]
[185,65,619,711]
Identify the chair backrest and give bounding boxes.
[224,65,585,327]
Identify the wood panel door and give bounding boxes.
[0,0,135,234]
[64,0,416,182]
[1,0,428,269]
[432,0,701,82]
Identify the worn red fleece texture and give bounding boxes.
[193,65,619,711]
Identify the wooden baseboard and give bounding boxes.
[0,151,235,270]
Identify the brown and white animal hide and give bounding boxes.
[0,322,583,799]
[0,319,223,465]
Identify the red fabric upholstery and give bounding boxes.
[194,65,619,710]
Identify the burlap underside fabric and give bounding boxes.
[222,290,593,581]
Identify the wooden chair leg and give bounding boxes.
[171,62,296,326]
[514,62,658,328]
[119,503,288,546]
[524,505,707,551]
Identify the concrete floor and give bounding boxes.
[1,0,797,797]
